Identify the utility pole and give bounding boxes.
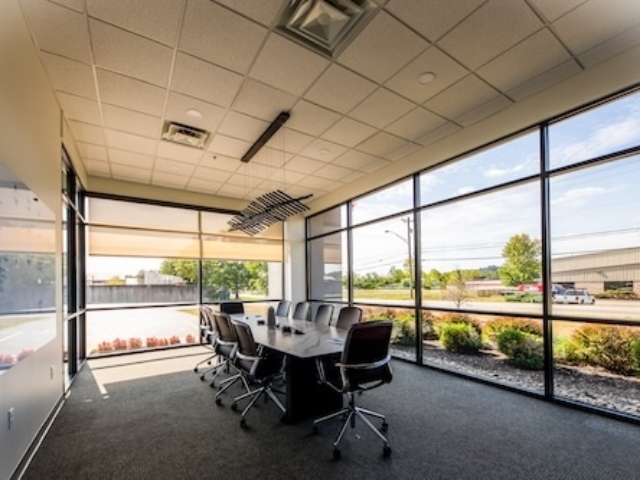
[385,217,414,299]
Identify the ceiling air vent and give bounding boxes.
[277,0,384,59]
[162,121,210,149]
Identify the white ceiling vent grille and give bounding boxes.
[277,0,384,58]
[161,121,210,149]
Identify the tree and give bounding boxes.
[445,269,471,308]
[159,260,198,283]
[423,268,445,289]
[498,234,541,287]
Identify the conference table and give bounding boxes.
[229,313,347,423]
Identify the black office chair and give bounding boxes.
[194,306,217,375]
[230,321,286,428]
[313,321,393,460]
[211,312,250,402]
[292,301,310,321]
[313,304,334,326]
[276,300,291,317]
[220,302,245,315]
[334,306,362,330]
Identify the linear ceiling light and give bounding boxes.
[241,111,290,163]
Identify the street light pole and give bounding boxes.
[385,218,414,299]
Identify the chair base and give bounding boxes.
[232,385,286,427]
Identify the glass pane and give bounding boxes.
[421,181,542,314]
[86,257,198,307]
[550,156,640,320]
[352,216,415,304]
[360,305,417,362]
[308,205,347,237]
[424,311,544,393]
[420,130,539,206]
[351,179,413,225]
[553,320,640,419]
[549,89,640,170]
[89,198,198,232]
[200,260,282,302]
[89,226,200,258]
[309,232,347,302]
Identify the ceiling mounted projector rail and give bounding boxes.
[241,111,290,163]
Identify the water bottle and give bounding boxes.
[267,306,276,329]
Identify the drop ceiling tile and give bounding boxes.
[321,118,377,147]
[341,170,366,183]
[455,95,513,127]
[236,162,275,179]
[217,183,250,198]
[553,0,640,54]
[104,129,157,155]
[273,128,315,155]
[108,149,155,169]
[84,159,110,176]
[249,33,330,96]
[86,0,184,46]
[304,64,378,114]
[68,121,104,145]
[438,0,543,70]
[269,169,307,185]
[199,154,242,173]
[508,59,582,101]
[216,0,282,26]
[193,166,233,183]
[101,104,161,139]
[332,150,382,171]
[51,0,84,12]
[152,171,190,189]
[57,92,101,125]
[360,157,392,173]
[164,92,227,134]
[21,0,91,62]
[296,175,334,190]
[356,131,406,158]
[349,88,415,129]
[247,147,292,168]
[171,53,244,108]
[283,184,314,198]
[89,20,173,87]
[157,141,205,165]
[338,11,429,83]
[314,163,356,181]
[386,0,485,41]
[387,142,421,162]
[217,111,270,143]
[41,52,97,99]
[179,0,267,74]
[528,0,586,22]
[154,157,196,177]
[385,47,469,104]
[77,142,107,160]
[284,156,325,175]
[187,178,224,194]
[286,100,341,136]
[97,69,166,117]
[578,24,640,67]
[386,107,447,141]
[231,79,297,121]
[299,139,348,162]
[477,29,572,92]
[424,75,499,120]
[207,134,251,158]
[225,173,264,189]
[110,164,152,183]
[416,122,462,146]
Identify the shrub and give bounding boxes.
[554,337,585,366]
[186,334,196,344]
[569,325,640,375]
[158,338,169,347]
[632,340,640,372]
[113,338,128,351]
[505,292,543,303]
[128,338,143,349]
[485,318,542,343]
[146,337,159,348]
[97,341,113,353]
[439,322,482,354]
[497,330,544,370]
[391,314,417,346]
[436,313,482,335]
[169,335,181,345]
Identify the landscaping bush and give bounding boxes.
[632,340,640,372]
[186,334,196,344]
[128,337,143,349]
[568,325,640,376]
[485,317,542,343]
[436,312,482,335]
[146,337,159,348]
[594,289,638,300]
[553,337,585,366]
[505,292,542,303]
[169,335,181,345]
[439,322,482,354]
[113,338,128,351]
[97,341,113,353]
[391,314,416,346]
[496,330,544,370]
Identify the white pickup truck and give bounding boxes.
[553,289,596,304]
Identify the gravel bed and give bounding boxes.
[391,342,640,417]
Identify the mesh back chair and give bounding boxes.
[276,300,291,317]
[230,321,286,428]
[334,306,362,330]
[313,304,334,326]
[211,313,250,403]
[292,302,310,321]
[219,302,245,315]
[194,306,218,376]
[313,321,393,460]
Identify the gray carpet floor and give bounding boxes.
[21,347,640,480]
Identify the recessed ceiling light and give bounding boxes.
[417,72,436,85]
[319,148,330,155]
[186,108,203,119]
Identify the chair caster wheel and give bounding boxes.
[381,421,388,432]
[215,398,222,405]
[231,403,238,412]
[280,415,288,424]
[312,426,319,435]
[383,445,391,457]
[194,367,198,373]
[333,449,341,460]
[240,419,247,429]
[200,375,205,381]
[209,382,216,389]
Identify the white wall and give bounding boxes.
[284,216,306,306]
[0,1,63,479]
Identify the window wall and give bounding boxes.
[306,86,640,422]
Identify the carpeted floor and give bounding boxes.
[21,347,640,480]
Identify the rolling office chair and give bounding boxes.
[291,301,310,321]
[276,300,291,317]
[334,306,363,330]
[313,321,393,460]
[219,302,245,315]
[211,312,250,402]
[313,304,334,326]
[194,306,217,376]
[230,321,286,428]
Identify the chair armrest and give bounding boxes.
[336,354,391,370]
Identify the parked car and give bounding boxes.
[553,289,595,304]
